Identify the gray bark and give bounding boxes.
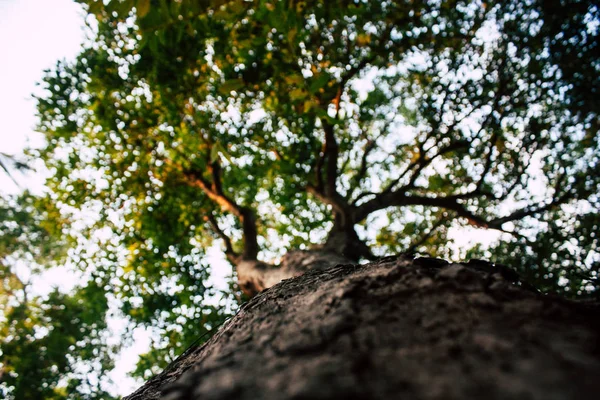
[125,255,600,400]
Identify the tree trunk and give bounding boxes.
[235,250,354,297]
[234,227,369,296]
[124,255,600,400]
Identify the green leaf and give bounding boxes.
[218,79,245,95]
[284,74,304,86]
[88,1,104,17]
[137,0,151,18]
[287,28,298,44]
[309,73,331,94]
[289,88,307,101]
[303,100,315,112]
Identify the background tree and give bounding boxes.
[0,191,121,399]
[8,0,599,396]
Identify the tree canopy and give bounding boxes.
[2,0,599,397]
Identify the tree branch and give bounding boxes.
[205,213,238,263]
[314,141,326,193]
[355,181,577,235]
[487,191,574,229]
[338,26,394,90]
[347,138,377,200]
[354,192,489,227]
[308,26,398,223]
[396,139,472,195]
[475,131,498,193]
[183,158,259,261]
[311,121,339,205]
[321,121,339,197]
[306,184,350,222]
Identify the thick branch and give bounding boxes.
[184,163,258,261]
[311,25,395,200]
[306,185,346,216]
[347,138,377,200]
[336,25,394,92]
[476,132,497,192]
[487,191,573,229]
[186,170,238,216]
[495,146,535,202]
[354,192,489,227]
[314,141,326,193]
[309,27,397,222]
[321,121,339,197]
[355,185,577,234]
[309,120,355,228]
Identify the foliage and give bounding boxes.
[0,194,117,399]
[3,0,598,396]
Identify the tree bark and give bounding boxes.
[124,255,600,400]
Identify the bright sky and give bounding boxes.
[0,0,86,192]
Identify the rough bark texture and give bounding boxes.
[124,255,600,400]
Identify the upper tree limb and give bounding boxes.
[182,154,259,261]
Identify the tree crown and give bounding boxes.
[2,0,598,397]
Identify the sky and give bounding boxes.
[0,0,86,192]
